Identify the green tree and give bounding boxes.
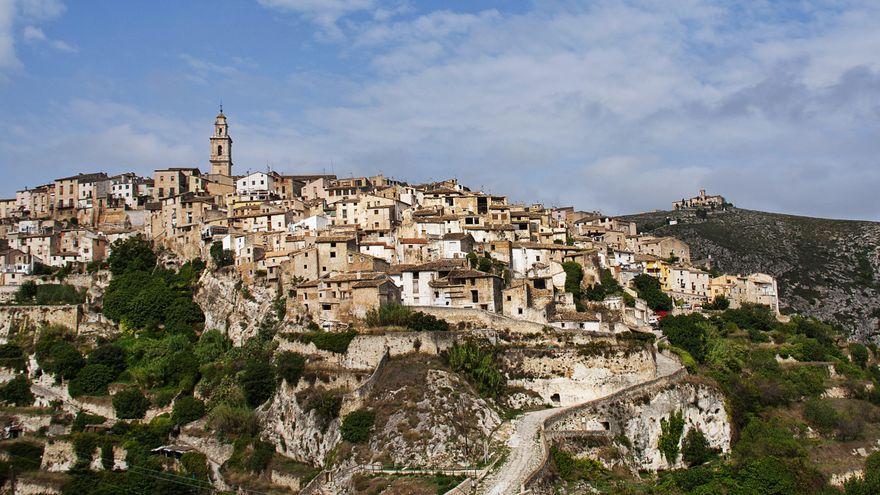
[68,364,115,397]
[87,343,127,377]
[633,274,672,311]
[172,396,207,426]
[275,351,306,386]
[0,375,34,406]
[113,387,150,419]
[849,343,869,369]
[658,410,685,463]
[660,314,710,363]
[210,241,233,268]
[682,427,717,466]
[239,359,276,408]
[340,409,375,443]
[107,236,156,275]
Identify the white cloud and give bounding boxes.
[265,0,880,219]
[258,0,375,39]
[0,0,73,73]
[22,25,75,52]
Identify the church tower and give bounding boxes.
[210,108,233,176]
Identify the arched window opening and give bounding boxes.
[218,145,223,155]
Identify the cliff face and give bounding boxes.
[622,208,880,342]
[351,355,502,469]
[618,381,730,470]
[194,268,279,345]
[260,381,342,467]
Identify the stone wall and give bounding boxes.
[0,305,80,341]
[502,345,657,407]
[277,331,460,371]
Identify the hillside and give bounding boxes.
[620,208,880,341]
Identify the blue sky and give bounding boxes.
[1,0,879,220]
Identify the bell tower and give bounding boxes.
[210,107,233,176]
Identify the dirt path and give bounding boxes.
[477,406,560,495]
[477,351,683,495]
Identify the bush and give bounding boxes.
[364,303,449,331]
[172,396,207,426]
[803,398,838,434]
[15,280,38,303]
[180,451,210,480]
[107,236,156,275]
[658,410,685,463]
[229,438,274,474]
[207,405,259,440]
[0,375,34,406]
[0,441,43,472]
[299,330,357,354]
[850,343,869,369]
[36,338,84,381]
[562,262,584,307]
[550,446,606,482]
[239,359,276,408]
[703,295,730,311]
[210,241,234,268]
[446,341,506,397]
[276,351,306,386]
[341,409,375,443]
[68,364,115,397]
[0,343,26,371]
[87,343,127,377]
[301,390,342,427]
[113,387,150,419]
[660,314,710,363]
[632,274,673,311]
[72,412,106,432]
[682,428,717,466]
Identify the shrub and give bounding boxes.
[682,428,717,466]
[632,274,672,311]
[850,343,869,369]
[72,412,106,432]
[207,405,259,440]
[658,410,685,463]
[0,343,27,371]
[0,441,43,472]
[364,303,449,331]
[107,236,156,275]
[703,295,730,311]
[550,446,606,481]
[239,359,276,408]
[68,364,115,397]
[36,339,84,381]
[446,341,506,397]
[113,387,150,419]
[210,241,234,268]
[0,375,34,406]
[180,451,210,480]
[562,262,584,306]
[15,280,38,303]
[341,409,375,443]
[660,314,710,363]
[734,418,805,461]
[276,351,306,386]
[301,390,343,427]
[172,396,206,426]
[87,343,127,377]
[229,438,274,474]
[299,330,357,354]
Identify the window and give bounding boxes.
[330,251,336,258]
[518,308,523,315]
[218,145,223,155]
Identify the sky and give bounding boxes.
[1,0,879,220]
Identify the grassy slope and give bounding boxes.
[620,208,880,341]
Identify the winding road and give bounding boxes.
[476,352,682,494]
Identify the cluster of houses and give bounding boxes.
[0,111,779,327]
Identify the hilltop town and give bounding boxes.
[0,113,878,495]
[0,111,777,323]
